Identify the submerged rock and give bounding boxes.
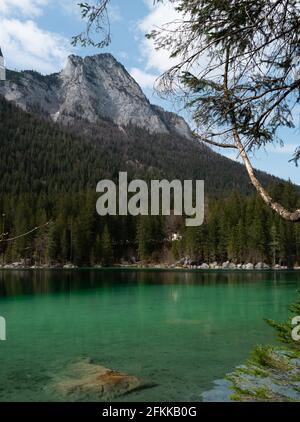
[51,359,154,401]
[201,379,233,402]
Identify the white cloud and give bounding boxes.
[136,1,226,88]
[59,0,81,19]
[138,1,181,73]
[0,0,48,18]
[130,67,158,89]
[0,19,71,74]
[0,0,72,74]
[129,0,184,96]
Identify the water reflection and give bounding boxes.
[0,269,299,298]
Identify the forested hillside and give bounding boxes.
[0,96,281,195]
[0,96,299,267]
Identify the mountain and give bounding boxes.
[0,53,192,139]
[0,52,289,196]
[0,54,298,267]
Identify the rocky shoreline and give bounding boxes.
[0,260,298,271]
[203,294,300,402]
[202,347,300,402]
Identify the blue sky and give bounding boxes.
[0,0,299,184]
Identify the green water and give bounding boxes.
[0,270,300,402]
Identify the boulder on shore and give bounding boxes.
[255,262,270,270]
[63,263,78,269]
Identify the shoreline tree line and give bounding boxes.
[1,182,299,267]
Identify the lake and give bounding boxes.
[0,269,299,402]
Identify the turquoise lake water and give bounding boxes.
[0,270,299,402]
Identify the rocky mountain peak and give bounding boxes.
[0,53,193,139]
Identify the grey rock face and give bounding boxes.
[151,105,193,139]
[0,71,61,116]
[0,53,193,138]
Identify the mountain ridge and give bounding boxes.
[0,53,193,139]
[0,52,297,196]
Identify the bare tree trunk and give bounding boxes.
[219,47,300,223]
[232,127,300,222]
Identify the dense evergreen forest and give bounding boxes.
[0,97,281,195]
[0,186,299,267]
[0,97,299,267]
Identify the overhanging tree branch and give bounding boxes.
[193,133,238,149]
[0,221,53,243]
[223,47,300,222]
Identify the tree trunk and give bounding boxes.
[232,127,300,222]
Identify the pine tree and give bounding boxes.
[101,224,113,266]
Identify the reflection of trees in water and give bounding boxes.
[0,270,299,297]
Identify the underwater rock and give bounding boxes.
[52,359,154,400]
[201,379,233,402]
